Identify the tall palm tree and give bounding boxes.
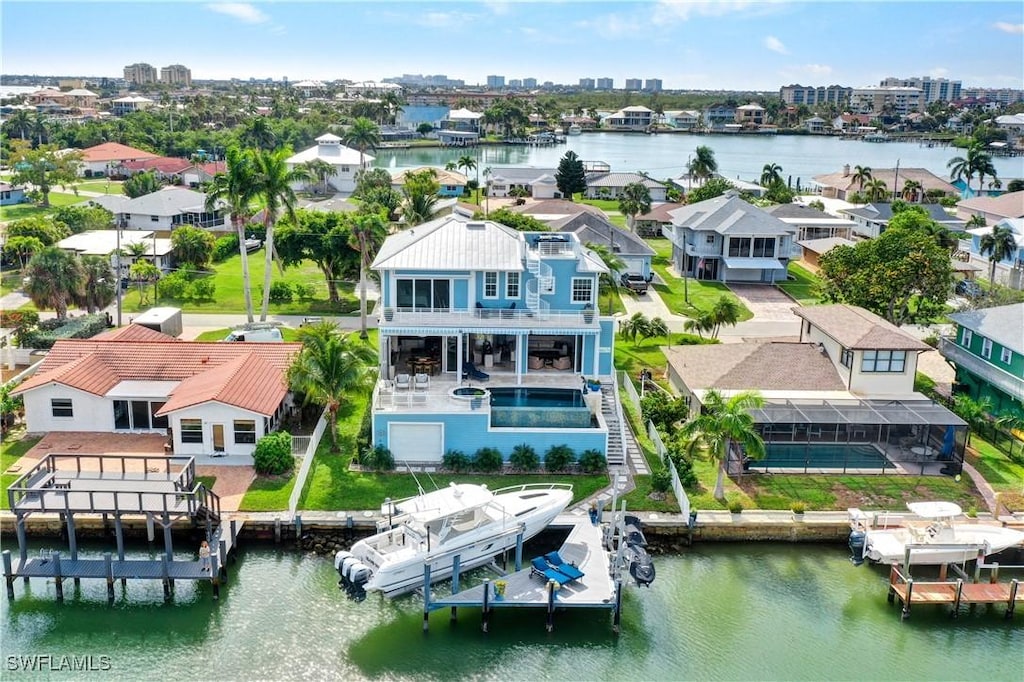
[4,110,33,141]
[77,254,116,313]
[852,165,872,191]
[24,247,84,320]
[287,324,377,450]
[301,158,334,195]
[586,243,624,315]
[710,296,741,338]
[618,182,652,233]
[679,389,766,501]
[456,154,477,186]
[901,179,923,202]
[759,163,783,187]
[252,148,303,321]
[864,178,888,203]
[979,224,1018,283]
[342,117,380,170]
[240,117,277,151]
[688,145,718,183]
[348,211,388,340]
[483,167,493,214]
[947,142,995,195]
[206,146,258,323]
[683,310,715,338]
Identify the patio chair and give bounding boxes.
[530,556,569,586]
[414,373,430,391]
[394,373,411,391]
[544,551,584,582]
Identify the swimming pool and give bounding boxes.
[753,443,893,471]
[488,387,592,428]
[488,387,586,408]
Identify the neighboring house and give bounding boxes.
[285,133,373,194]
[0,182,27,206]
[115,157,194,183]
[634,202,685,238]
[831,113,873,133]
[955,191,1024,224]
[84,187,227,231]
[664,191,798,283]
[734,103,766,126]
[963,218,1024,288]
[391,167,468,198]
[57,229,174,275]
[840,202,965,239]
[804,116,828,133]
[662,110,701,130]
[10,327,302,459]
[443,108,484,133]
[603,106,655,131]
[663,304,966,474]
[811,166,957,202]
[109,95,155,116]
[486,167,558,198]
[994,113,1024,144]
[940,303,1024,418]
[585,172,668,201]
[369,213,614,463]
[703,104,736,129]
[182,161,227,188]
[796,237,856,269]
[765,203,856,241]
[77,142,161,177]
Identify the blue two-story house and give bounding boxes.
[370,214,615,463]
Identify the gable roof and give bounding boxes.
[664,342,845,392]
[120,157,193,174]
[956,191,1024,220]
[793,305,931,350]
[92,324,181,342]
[80,142,160,163]
[587,172,666,189]
[841,203,964,227]
[155,353,287,416]
[124,187,212,216]
[637,203,686,223]
[391,167,467,186]
[667,193,796,236]
[812,168,956,196]
[563,217,656,257]
[371,214,524,271]
[516,199,606,220]
[947,303,1023,352]
[286,139,371,166]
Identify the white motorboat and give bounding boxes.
[567,124,582,136]
[848,502,1024,565]
[336,482,573,597]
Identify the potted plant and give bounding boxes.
[791,501,806,520]
[493,579,507,599]
[585,377,602,393]
[582,304,594,324]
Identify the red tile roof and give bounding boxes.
[92,324,181,342]
[156,353,287,416]
[80,142,160,163]
[120,157,193,174]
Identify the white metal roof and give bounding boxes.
[372,215,524,271]
[286,140,372,166]
[106,380,180,399]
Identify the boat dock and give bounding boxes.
[3,453,243,602]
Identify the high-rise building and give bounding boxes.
[850,86,923,115]
[880,76,961,104]
[160,64,192,87]
[959,87,1024,106]
[123,63,157,86]
[579,78,595,90]
[624,78,642,91]
[486,75,505,89]
[509,79,523,88]
[779,84,852,107]
[523,77,537,88]
[596,77,614,90]
[644,79,663,92]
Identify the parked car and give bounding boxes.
[955,279,982,299]
[619,273,649,294]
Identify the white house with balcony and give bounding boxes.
[285,134,373,194]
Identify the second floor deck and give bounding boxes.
[380,306,599,330]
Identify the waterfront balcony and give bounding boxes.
[938,337,1024,401]
[380,306,598,330]
[684,243,722,257]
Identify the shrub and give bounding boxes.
[650,467,671,493]
[676,332,718,345]
[791,501,807,514]
[187,278,215,301]
[922,333,939,348]
[544,444,575,472]
[354,404,373,457]
[253,431,293,475]
[728,499,744,514]
[364,444,395,471]
[20,314,108,349]
[212,234,239,262]
[294,283,316,301]
[267,281,293,303]
[472,447,504,473]
[157,270,189,299]
[578,449,606,473]
[509,443,539,471]
[641,392,688,432]
[443,449,471,473]
[665,441,698,488]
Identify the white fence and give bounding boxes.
[619,370,641,414]
[647,418,690,518]
[288,408,329,518]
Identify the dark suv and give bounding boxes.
[620,273,649,294]
[955,280,982,299]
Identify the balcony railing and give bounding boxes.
[938,337,1024,401]
[684,243,721,257]
[380,306,598,327]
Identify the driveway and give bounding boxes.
[726,283,801,322]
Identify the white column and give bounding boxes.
[456,334,463,382]
[516,332,523,385]
[591,333,599,378]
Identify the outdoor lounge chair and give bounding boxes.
[394,373,411,390]
[414,373,430,391]
[544,551,584,581]
[530,556,569,586]
[462,361,489,381]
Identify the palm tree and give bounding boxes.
[619,312,651,347]
[457,154,477,186]
[301,158,334,195]
[24,247,84,320]
[688,145,718,183]
[760,163,783,187]
[864,178,888,203]
[77,255,116,313]
[483,167,493,215]
[342,117,380,170]
[852,165,872,191]
[252,148,303,321]
[679,389,766,501]
[129,259,159,306]
[4,110,33,142]
[710,296,741,338]
[683,310,715,338]
[287,324,377,450]
[901,179,923,202]
[206,146,258,323]
[947,143,995,195]
[348,212,388,340]
[586,243,624,315]
[618,182,652,233]
[979,223,1017,283]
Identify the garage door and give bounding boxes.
[388,423,444,462]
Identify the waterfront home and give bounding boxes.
[634,202,685,238]
[940,303,1024,418]
[56,229,174,276]
[443,107,484,134]
[77,142,160,177]
[804,116,828,134]
[664,191,798,283]
[585,172,668,202]
[285,134,373,194]
[369,213,614,463]
[11,328,302,459]
[840,202,965,239]
[486,167,558,198]
[664,304,966,474]
[734,103,766,127]
[603,106,655,131]
[963,218,1024,288]
[811,166,957,202]
[662,110,701,130]
[764,203,856,241]
[796,237,856,269]
[955,190,1024,224]
[109,95,155,116]
[84,186,228,231]
[182,161,227,188]
[831,113,873,133]
[994,113,1024,145]
[702,104,736,130]
[0,182,27,206]
[392,167,468,198]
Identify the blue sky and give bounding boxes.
[3,1,1022,90]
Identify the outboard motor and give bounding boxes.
[622,515,656,587]
[848,530,866,566]
[335,550,353,582]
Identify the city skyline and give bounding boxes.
[2,1,1022,90]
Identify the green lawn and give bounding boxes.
[646,238,753,321]
[1,269,23,297]
[777,262,824,306]
[965,435,1024,495]
[1,430,41,511]
[0,192,84,222]
[73,180,124,195]
[120,250,363,315]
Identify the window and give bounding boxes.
[840,347,853,368]
[180,419,203,443]
[150,215,159,222]
[483,272,498,298]
[506,271,520,298]
[727,237,751,258]
[395,278,450,309]
[705,234,715,244]
[960,328,972,347]
[341,166,350,173]
[151,402,168,429]
[234,420,256,444]
[981,338,992,359]
[571,277,594,304]
[861,350,907,373]
[752,237,776,258]
[113,400,131,429]
[1001,347,1013,365]
[51,398,73,418]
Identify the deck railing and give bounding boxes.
[381,307,595,326]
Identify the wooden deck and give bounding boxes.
[14,557,215,581]
[888,562,1021,619]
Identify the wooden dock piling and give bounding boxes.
[274,516,281,544]
[450,555,461,624]
[423,565,432,632]
[104,553,114,603]
[545,580,556,633]
[481,579,490,633]
[53,552,63,602]
[4,550,13,599]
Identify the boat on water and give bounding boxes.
[862,132,889,142]
[336,482,573,597]
[567,124,582,136]
[848,502,1024,565]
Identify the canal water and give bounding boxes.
[374,132,1024,188]
[2,542,1020,680]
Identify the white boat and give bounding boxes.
[567,124,582,136]
[862,132,889,142]
[849,502,1024,565]
[336,482,573,597]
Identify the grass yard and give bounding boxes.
[1,269,23,297]
[614,333,676,386]
[965,435,1024,495]
[1,430,42,511]
[646,238,752,321]
[0,192,84,222]
[73,180,125,195]
[777,262,824,306]
[735,473,982,512]
[120,250,362,315]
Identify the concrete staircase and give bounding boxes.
[599,381,645,473]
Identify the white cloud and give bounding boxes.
[764,36,788,54]
[574,14,643,39]
[993,21,1024,34]
[653,0,785,24]
[928,67,950,78]
[803,64,832,76]
[484,1,511,16]
[205,3,269,24]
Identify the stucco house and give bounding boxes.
[955,191,1024,224]
[392,167,467,198]
[0,182,27,206]
[585,172,668,202]
[370,213,616,464]
[811,166,957,202]
[940,303,1023,418]
[765,203,856,241]
[77,142,161,177]
[840,202,965,239]
[84,187,227,231]
[57,230,174,276]
[285,134,373,194]
[963,217,1024,288]
[603,106,655,131]
[11,326,302,459]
